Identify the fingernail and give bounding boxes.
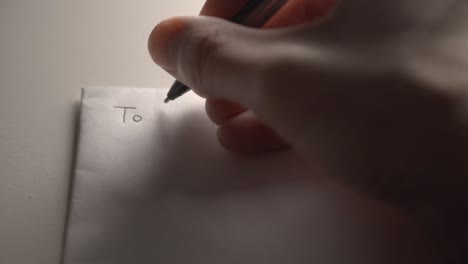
[148,17,189,71]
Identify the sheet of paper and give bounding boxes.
[63,87,417,264]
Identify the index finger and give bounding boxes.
[200,0,250,17]
[199,0,336,28]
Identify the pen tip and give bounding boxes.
[164,98,170,104]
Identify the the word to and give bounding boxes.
[114,106,143,123]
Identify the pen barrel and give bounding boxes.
[232,0,289,27]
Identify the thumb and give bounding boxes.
[148,16,287,108]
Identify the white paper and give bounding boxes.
[63,87,419,264]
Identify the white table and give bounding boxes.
[0,1,204,263]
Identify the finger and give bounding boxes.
[263,0,337,28]
[200,0,336,28]
[148,16,279,106]
[148,16,331,110]
[205,97,247,125]
[199,0,250,17]
[217,111,288,153]
[206,98,289,153]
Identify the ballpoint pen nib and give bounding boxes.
[164,98,170,104]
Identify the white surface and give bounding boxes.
[64,87,309,263]
[65,87,427,264]
[0,1,204,263]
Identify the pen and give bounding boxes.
[164,0,289,103]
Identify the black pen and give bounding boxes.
[164,0,288,103]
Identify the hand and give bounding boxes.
[149,0,468,260]
[155,0,337,154]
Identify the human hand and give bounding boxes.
[149,0,468,259]
[154,0,337,153]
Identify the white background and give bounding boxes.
[0,1,204,263]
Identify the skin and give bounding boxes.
[148,0,468,262]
